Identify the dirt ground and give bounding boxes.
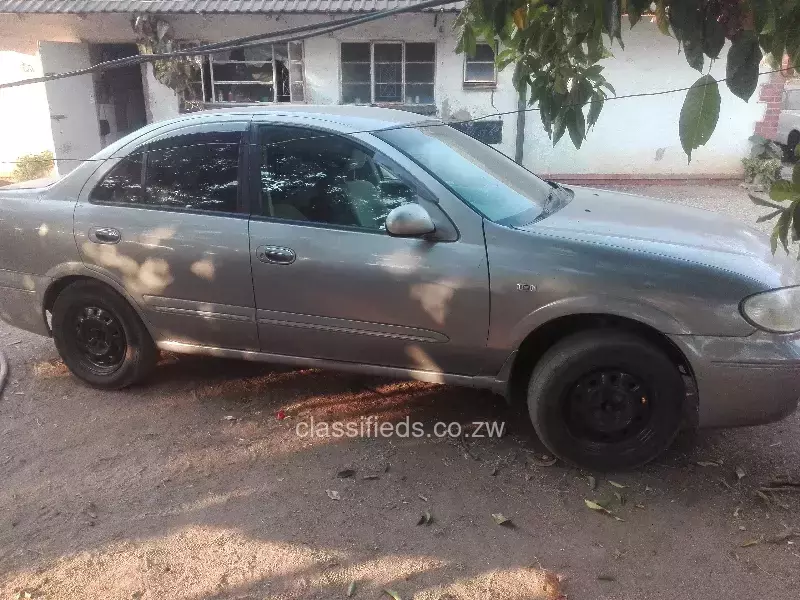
[2,182,799,600]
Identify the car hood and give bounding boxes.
[517,185,800,288]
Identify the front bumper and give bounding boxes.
[670,332,800,428]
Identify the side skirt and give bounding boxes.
[157,340,505,393]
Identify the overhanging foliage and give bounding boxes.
[456,0,799,161]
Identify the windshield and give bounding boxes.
[374,124,553,226]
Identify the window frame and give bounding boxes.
[88,122,251,218]
[463,43,497,89]
[339,40,436,106]
[250,123,440,235]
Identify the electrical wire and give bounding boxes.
[0,0,459,90]
[1,63,794,165]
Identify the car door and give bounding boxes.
[74,120,259,351]
[248,122,490,376]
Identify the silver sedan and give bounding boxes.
[1,106,799,470]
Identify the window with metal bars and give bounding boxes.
[196,41,305,104]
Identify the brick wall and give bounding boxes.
[754,55,792,139]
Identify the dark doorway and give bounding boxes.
[90,44,148,147]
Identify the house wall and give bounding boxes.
[0,50,55,178]
[0,13,767,177]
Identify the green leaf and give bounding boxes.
[552,110,568,145]
[539,94,553,134]
[603,0,622,45]
[756,209,784,223]
[792,198,800,243]
[793,163,800,186]
[347,581,357,597]
[608,480,627,488]
[383,589,402,600]
[585,499,609,512]
[679,75,721,162]
[726,32,763,101]
[771,228,779,254]
[568,107,586,149]
[776,208,792,252]
[751,192,787,209]
[770,180,800,202]
[588,94,604,128]
[702,13,726,59]
[600,80,616,96]
[655,0,670,36]
[491,512,513,526]
[683,37,705,72]
[462,25,477,57]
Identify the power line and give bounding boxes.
[0,0,458,90]
[2,63,793,165]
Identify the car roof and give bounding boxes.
[93,105,438,161]
[182,105,435,132]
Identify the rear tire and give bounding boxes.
[527,331,684,471]
[52,281,157,389]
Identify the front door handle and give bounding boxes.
[256,245,296,265]
[88,226,121,245]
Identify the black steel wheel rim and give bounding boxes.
[563,369,653,443]
[71,305,127,374]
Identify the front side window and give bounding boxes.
[341,42,435,105]
[259,126,419,231]
[464,43,497,87]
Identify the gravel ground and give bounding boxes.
[1,182,799,600]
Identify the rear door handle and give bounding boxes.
[88,227,121,244]
[256,245,296,265]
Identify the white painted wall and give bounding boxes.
[141,63,181,123]
[0,50,55,178]
[522,21,765,176]
[0,13,766,176]
[39,41,102,175]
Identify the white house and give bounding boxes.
[0,0,777,180]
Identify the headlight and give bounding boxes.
[741,286,800,333]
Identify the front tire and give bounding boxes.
[52,281,157,389]
[527,331,684,471]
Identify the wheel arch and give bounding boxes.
[505,313,697,424]
[42,271,153,337]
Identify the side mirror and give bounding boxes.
[385,204,435,237]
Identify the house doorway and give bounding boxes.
[90,44,147,147]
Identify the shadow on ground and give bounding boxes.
[1,348,799,600]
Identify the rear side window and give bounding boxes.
[89,129,242,213]
[144,143,239,213]
[89,153,143,204]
